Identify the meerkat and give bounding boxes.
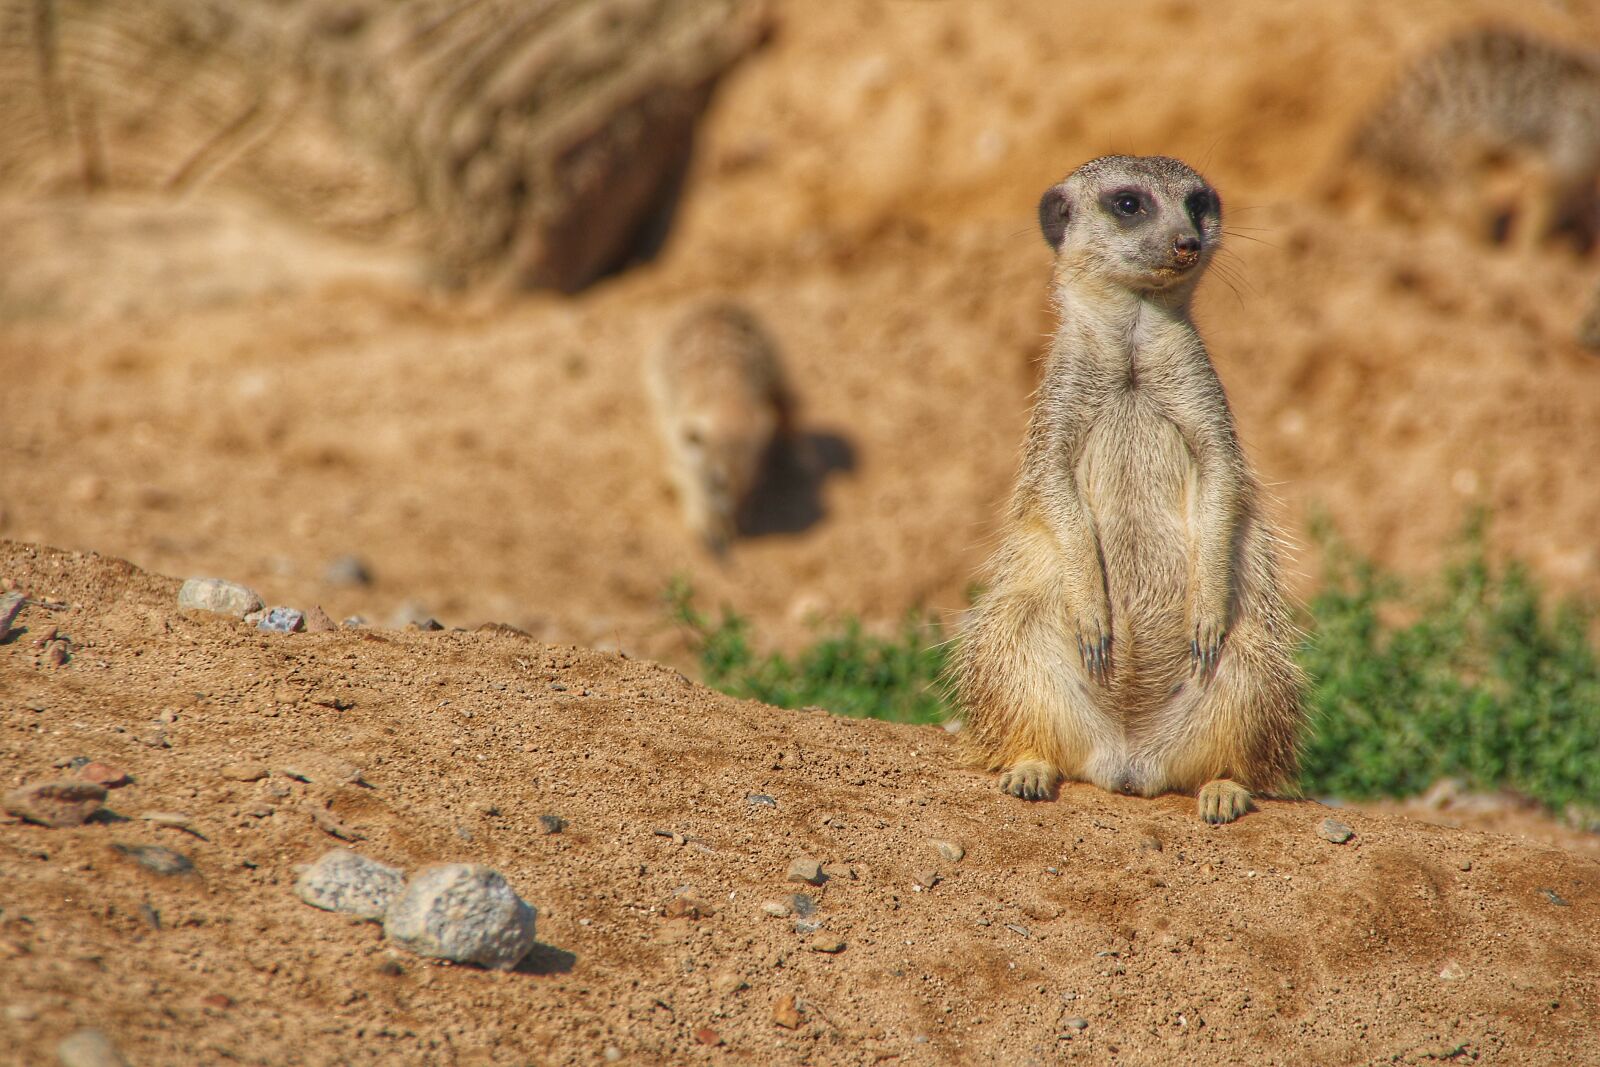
[955,156,1305,825]
[646,301,793,554]
[1341,26,1600,251]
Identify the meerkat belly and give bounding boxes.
[1077,395,1193,694]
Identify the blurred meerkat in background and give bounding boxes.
[1339,25,1600,252]
[646,302,794,554]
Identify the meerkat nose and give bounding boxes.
[1173,235,1202,255]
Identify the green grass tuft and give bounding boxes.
[665,577,951,725]
[667,523,1600,812]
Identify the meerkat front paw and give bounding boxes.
[1197,779,1252,824]
[1075,611,1113,684]
[1188,609,1228,676]
[999,760,1060,801]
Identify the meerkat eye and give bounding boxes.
[1114,194,1142,217]
[1185,190,1214,221]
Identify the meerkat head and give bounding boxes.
[1038,155,1223,299]
[677,406,774,555]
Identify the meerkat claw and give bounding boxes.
[1000,762,1058,801]
[1197,780,1252,823]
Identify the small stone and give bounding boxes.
[257,607,305,634]
[200,993,232,1010]
[1063,1017,1089,1031]
[295,849,405,919]
[1538,887,1571,907]
[787,856,825,885]
[6,1003,38,1022]
[78,762,129,788]
[376,958,405,977]
[713,971,749,995]
[810,935,845,953]
[0,591,24,638]
[1457,859,1473,872]
[111,843,194,876]
[383,863,537,970]
[56,1028,127,1067]
[1438,960,1466,980]
[747,793,777,808]
[694,1027,722,1046]
[793,918,822,935]
[760,900,792,918]
[341,616,368,628]
[772,994,801,1029]
[220,763,269,783]
[408,618,444,632]
[309,805,363,842]
[536,814,566,835]
[177,578,263,619]
[324,555,373,587]
[914,868,941,889]
[1317,818,1355,844]
[1138,835,1164,853]
[929,838,964,863]
[303,606,338,633]
[141,811,201,835]
[664,894,713,920]
[135,726,169,749]
[4,779,107,827]
[603,1048,622,1063]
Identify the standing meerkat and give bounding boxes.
[955,156,1305,824]
[1341,26,1600,251]
[646,301,793,554]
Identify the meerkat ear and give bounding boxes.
[1038,187,1070,250]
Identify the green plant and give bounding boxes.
[665,577,951,724]
[1298,517,1600,810]
[666,520,1600,812]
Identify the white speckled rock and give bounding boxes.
[383,864,537,970]
[177,578,263,618]
[56,1028,127,1067]
[295,850,406,920]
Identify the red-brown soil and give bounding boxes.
[3,543,1598,1065]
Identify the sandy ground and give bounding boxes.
[3,0,1600,1061]
[2,543,1598,1065]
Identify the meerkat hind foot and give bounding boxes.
[1197,780,1253,824]
[999,761,1059,801]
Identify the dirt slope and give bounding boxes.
[2,543,1597,1065]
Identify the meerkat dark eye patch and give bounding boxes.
[1185,189,1216,226]
[1038,187,1070,250]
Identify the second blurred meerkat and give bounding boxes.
[1342,25,1600,250]
[646,302,793,553]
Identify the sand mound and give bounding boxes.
[1,542,1596,1064]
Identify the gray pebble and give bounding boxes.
[794,919,823,935]
[296,849,405,920]
[1539,887,1571,907]
[928,838,964,863]
[384,863,537,970]
[4,779,107,827]
[177,578,263,619]
[746,794,777,808]
[111,843,194,876]
[789,893,817,918]
[257,607,305,634]
[1063,1017,1089,1031]
[56,1028,128,1067]
[536,814,566,835]
[324,555,373,587]
[760,900,792,917]
[787,856,825,885]
[0,591,24,639]
[1317,818,1355,844]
